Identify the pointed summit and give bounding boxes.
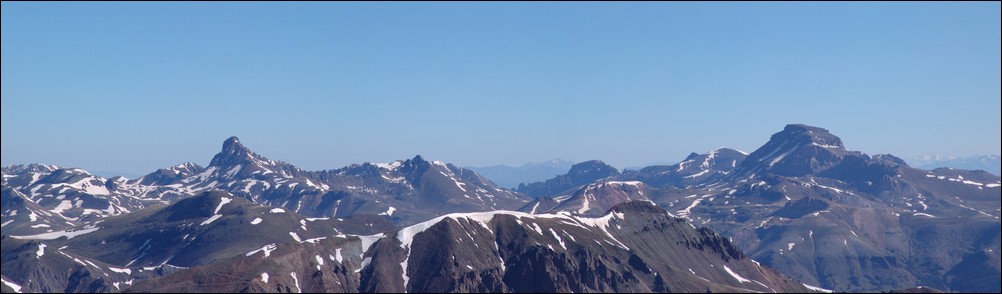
[210,136,256,167]
[222,136,243,150]
[397,155,431,176]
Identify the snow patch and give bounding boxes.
[531,223,543,235]
[301,237,327,244]
[200,214,223,226]
[684,169,710,179]
[548,228,567,250]
[677,195,711,219]
[108,267,132,275]
[357,233,385,256]
[36,243,46,258]
[1,277,22,293]
[246,244,278,258]
[11,227,100,240]
[213,197,232,214]
[290,272,301,293]
[260,272,269,284]
[576,211,630,250]
[803,283,834,293]
[578,193,591,214]
[722,265,751,283]
[769,144,802,167]
[250,218,263,225]
[378,206,397,216]
[315,255,325,270]
[50,200,73,214]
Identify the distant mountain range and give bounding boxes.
[466,160,575,189]
[2,124,997,293]
[512,124,1000,292]
[906,155,1000,176]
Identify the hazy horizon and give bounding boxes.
[3,2,1000,176]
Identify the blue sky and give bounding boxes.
[2,2,1000,175]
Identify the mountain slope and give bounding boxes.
[0,236,151,293]
[1,190,393,293]
[51,190,390,269]
[127,201,818,293]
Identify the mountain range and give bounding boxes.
[512,124,1000,292]
[906,155,1001,176]
[2,124,998,293]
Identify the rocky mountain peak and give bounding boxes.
[735,124,851,177]
[775,124,845,150]
[209,136,258,167]
[397,155,431,175]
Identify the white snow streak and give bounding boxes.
[246,244,278,258]
[11,227,100,240]
[290,272,301,293]
[803,283,834,293]
[1,277,22,293]
[200,214,222,226]
[722,265,751,283]
[548,228,567,250]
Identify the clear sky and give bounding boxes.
[2,2,1000,176]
